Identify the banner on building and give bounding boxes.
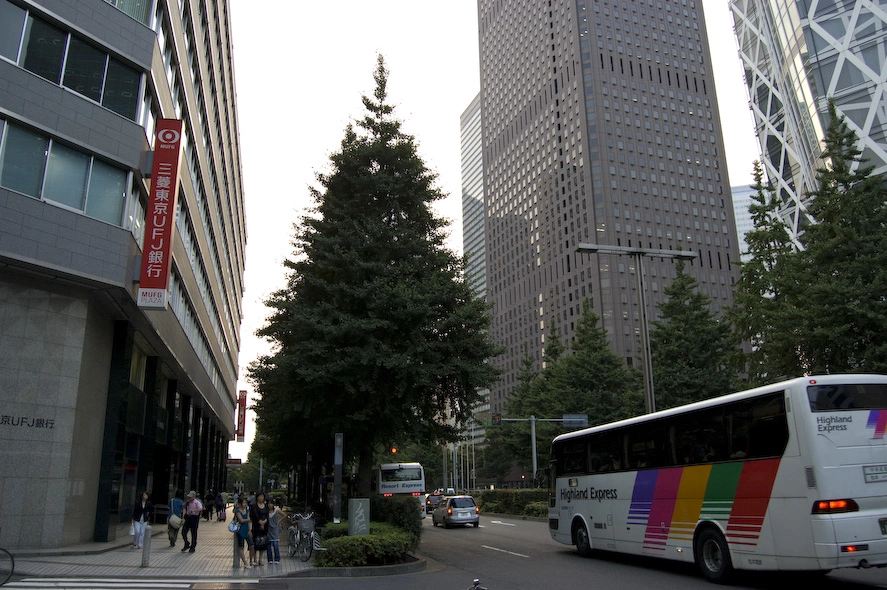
[138,119,183,309]
[236,390,247,442]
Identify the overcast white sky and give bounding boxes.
[226,0,760,460]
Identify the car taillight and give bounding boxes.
[812,499,859,514]
[447,507,453,516]
[475,506,480,514]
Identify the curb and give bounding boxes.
[286,554,425,578]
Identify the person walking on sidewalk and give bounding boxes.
[181,490,203,553]
[168,489,185,547]
[130,491,153,549]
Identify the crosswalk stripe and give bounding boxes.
[4,578,260,589]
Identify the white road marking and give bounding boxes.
[481,545,529,558]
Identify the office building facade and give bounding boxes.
[0,0,245,549]
[461,93,489,444]
[731,0,887,245]
[477,0,742,413]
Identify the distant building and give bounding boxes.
[461,93,488,445]
[731,0,887,245]
[731,184,757,262]
[0,0,245,549]
[476,0,742,414]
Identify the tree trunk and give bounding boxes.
[356,443,375,496]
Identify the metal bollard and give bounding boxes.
[140,524,151,567]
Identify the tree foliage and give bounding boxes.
[247,56,501,494]
[650,259,733,408]
[725,161,796,385]
[781,102,887,373]
[482,301,643,483]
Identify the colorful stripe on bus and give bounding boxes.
[626,459,781,551]
[867,410,886,439]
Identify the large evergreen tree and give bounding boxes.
[248,57,500,494]
[725,162,796,385]
[650,259,733,409]
[728,103,887,378]
[782,102,887,372]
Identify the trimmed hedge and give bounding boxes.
[476,489,548,517]
[314,525,413,567]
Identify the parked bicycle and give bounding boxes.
[288,512,318,561]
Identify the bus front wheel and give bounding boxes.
[574,520,592,558]
[694,527,733,583]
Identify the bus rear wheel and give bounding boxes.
[574,520,592,558]
[694,527,733,584]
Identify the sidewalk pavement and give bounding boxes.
[11,514,314,579]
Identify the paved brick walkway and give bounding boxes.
[11,514,313,579]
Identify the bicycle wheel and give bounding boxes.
[0,547,14,586]
[297,536,312,562]
[288,530,298,558]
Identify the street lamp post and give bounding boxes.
[576,243,697,414]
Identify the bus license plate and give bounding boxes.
[881,519,887,536]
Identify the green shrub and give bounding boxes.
[522,501,548,518]
[321,522,349,540]
[314,526,413,567]
[476,489,548,516]
[368,495,422,550]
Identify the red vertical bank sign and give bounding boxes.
[236,390,247,442]
[138,119,183,309]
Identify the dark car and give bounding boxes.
[431,495,479,528]
[425,493,443,514]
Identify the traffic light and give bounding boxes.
[390,446,397,454]
[492,412,502,426]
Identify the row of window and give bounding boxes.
[551,391,789,476]
[0,119,128,225]
[0,0,141,120]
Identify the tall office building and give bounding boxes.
[731,0,887,246]
[0,0,245,549]
[478,0,741,414]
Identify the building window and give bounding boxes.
[1,1,142,121]
[0,120,129,225]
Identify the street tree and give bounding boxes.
[650,259,733,409]
[781,102,887,373]
[248,56,500,495]
[724,162,796,385]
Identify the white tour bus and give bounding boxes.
[378,462,426,518]
[548,374,887,582]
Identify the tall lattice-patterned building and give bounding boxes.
[731,0,887,245]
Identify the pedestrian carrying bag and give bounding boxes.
[228,521,239,533]
[168,515,183,529]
